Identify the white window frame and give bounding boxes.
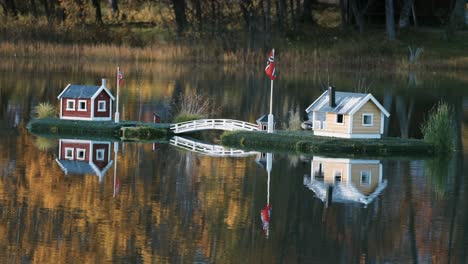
[65,147,74,159]
[76,148,86,160]
[336,114,344,125]
[360,170,372,186]
[96,149,105,161]
[362,113,373,126]
[66,100,75,111]
[78,100,87,111]
[333,170,342,183]
[97,100,106,112]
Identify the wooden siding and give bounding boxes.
[61,142,90,161]
[62,98,92,118]
[350,164,380,195]
[312,160,349,184]
[352,101,382,134]
[323,112,349,134]
[92,143,110,169]
[94,91,111,118]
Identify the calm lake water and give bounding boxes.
[0,59,467,263]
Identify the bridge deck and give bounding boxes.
[170,119,259,134]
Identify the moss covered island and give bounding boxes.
[221,130,436,157]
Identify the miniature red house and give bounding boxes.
[55,139,113,181]
[57,79,115,121]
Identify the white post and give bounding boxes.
[266,152,272,204]
[113,141,119,198]
[268,79,274,133]
[114,67,121,123]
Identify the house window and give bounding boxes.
[66,100,75,111]
[362,114,373,126]
[77,148,86,160]
[336,114,344,124]
[78,100,87,111]
[65,147,74,159]
[96,149,105,161]
[98,100,106,112]
[360,170,371,186]
[334,170,342,183]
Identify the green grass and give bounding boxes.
[221,130,435,157]
[27,118,170,140]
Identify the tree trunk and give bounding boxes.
[289,0,295,32]
[398,0,413,28]
[349,0,364,33]
[192,0,202,32]
[172,0,186,35]
[301,0,313,23]
[450,0,466,30]
[265,0,271,48]
[339,0,349,30]
[4,0,18,17]
[385,0,396,41]
[91,0,103,24]
[111,0,119,18]
[277,0,286,31]
[40,0,51,23]
[30,0,38,18]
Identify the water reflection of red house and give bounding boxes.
[55,139,113,181]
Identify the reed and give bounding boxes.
[34,102,57,119]
[421,102,455,152]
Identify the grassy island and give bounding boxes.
[27,118,170,141]
[221,130,435,157]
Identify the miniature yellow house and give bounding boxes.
[305,87,390,139]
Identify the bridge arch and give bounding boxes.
[170,119,259,134]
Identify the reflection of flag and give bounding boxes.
[114,177,120,197]
[260,204,272,238]
[264,49,276,81]
[117,67,123,86]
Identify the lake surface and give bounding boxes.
[0,59,467,263]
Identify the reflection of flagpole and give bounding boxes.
[113,141,118,198]
[115,67,121,123]
[267,152,272,204]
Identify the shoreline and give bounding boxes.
[27,118,437,157]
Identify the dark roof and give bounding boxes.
[256,114,268,123]
[58,85,101,99]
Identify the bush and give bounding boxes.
[35,102,57,119]
[421,102,455,152]
[172,92,216,123]
[287,106,302,131]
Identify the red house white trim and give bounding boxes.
[57,79,115,121]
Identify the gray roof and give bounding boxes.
[55,159,97,175]
[58,85,101,99]
[306,91,368,114]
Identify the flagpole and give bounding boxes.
[115,67,120,123]
[268,79,274,133]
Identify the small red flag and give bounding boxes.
[117,67,123,86]
[265,49,277,81]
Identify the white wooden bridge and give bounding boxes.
[170,119,258,134]
[170,136,258,157]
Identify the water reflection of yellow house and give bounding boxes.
[304,156,387,205]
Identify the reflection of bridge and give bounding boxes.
[170,119,258,134]
[170,136,258,157]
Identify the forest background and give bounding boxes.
[0,0,467,70]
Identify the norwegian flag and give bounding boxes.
[264,49,277,81]
[117,67,123,86]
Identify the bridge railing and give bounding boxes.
[170,119,258,134]
[170,136,258,157]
